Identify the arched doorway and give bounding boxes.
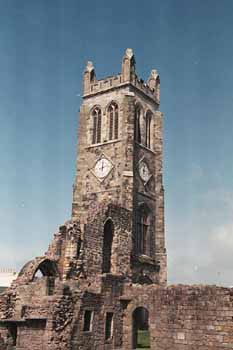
[102,219,114,273]
[132,307,150,349]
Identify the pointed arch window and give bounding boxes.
[108,103,119,140]
[137,206,151,256]
[102,219,114,273]
[145,111,152,149]
[134,106,141,143]
[92,107,102,144]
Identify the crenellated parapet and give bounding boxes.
[82,48,160,104]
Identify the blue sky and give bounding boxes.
[1,0,233,286]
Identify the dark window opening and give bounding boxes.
[90,69,95,81]
[92,115,97,144]
[102,220,114,273]
[145,112,152,149]
[77,237,82,258]
[8,323,17,346]
[132,307,150,349]
[92,107,102,144]
[109,108,113,140]
[47,277,55,296]
[114,109,118,139]
[83,310,93,332]
[137,207,151,256]
[97,111,101,143]
[105,312,113,341]
[21,305,27,318]
[134,107,141,143]
[108,103,118,141]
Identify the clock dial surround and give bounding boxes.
[94,157,113,180]
[139,161,151,183]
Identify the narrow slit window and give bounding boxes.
[92,115,97,144]
[83,310,93,332]
[145,111,152,148]
[114,107,118,139]
[105,312,113,341]
[134,106,141,143]
[97,109,101,143]
[109,106,114,140]
[47,277,55,296]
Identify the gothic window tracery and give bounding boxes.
[92,107,102,144]
[108,102,119,140]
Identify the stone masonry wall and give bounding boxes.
[123,284,233,350]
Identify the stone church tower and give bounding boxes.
[72,48,167,285]
[1,49,231,350]
[0,48,167,350]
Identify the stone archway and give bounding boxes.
[132,307,150,349]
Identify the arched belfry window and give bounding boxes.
[92,107,102,144]
[134,105,142,143]
[108,102,119,140]
[137,206,151,256]
[145,111,152,149]
[102,219,114,273]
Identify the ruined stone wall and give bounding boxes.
[16,320,46,350]
[123,284,233,350]
[70,275,125,350]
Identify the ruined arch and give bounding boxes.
[32,259,59,296]
[18,257,59,296]
[102,219,114,273]
[132,307,150,349]
[32,259,59,280]
[18,257,59,281]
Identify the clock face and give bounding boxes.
[139,161,151,183]
[94,157,112,179]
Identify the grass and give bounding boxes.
[136,330,150,349]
